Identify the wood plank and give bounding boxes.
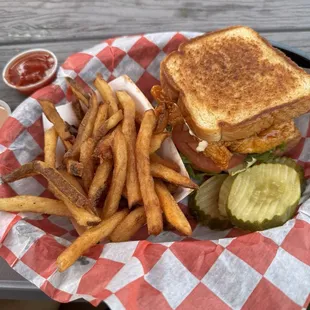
[1,0,310,44]
[264,31,310,54]
[2,31,310,111]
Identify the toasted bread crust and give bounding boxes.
[161,26,310,141]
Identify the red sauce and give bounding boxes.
[6,51,55,87]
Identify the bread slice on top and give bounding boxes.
[161,26,310,141]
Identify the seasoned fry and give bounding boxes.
[166,183,178,194]
[57,209,128,272]
[102,130,128,219]
[94,73,119,116]
[89,159,113,206]
[150,132,170,153]
[58,170,86,195]
[71,95,85,124]
[66,123,78,137]
[66,159,84,177]
[135,110,143,124]
[93,103,109,136]
[136,109,163,235]
[0,196,71,217]
[155,180,192,236]
[71,218,87,236]
[80,138,95,191]
[2,161,96,214]
[39,100,73,150]
[66,77,90,108]
[150,153,180,172]
[65,92,99,159]
[2,72,199,252]
[52,170,100,227]
[122,186,128,200]
[117,91,141,207]
[94,110,123,143]
[93,130,115,160]
[44,126,58,168]
[151,162,198,189]
[110,206,146,242]
[49,183,100,227]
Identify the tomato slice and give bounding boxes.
[172,125,245,172]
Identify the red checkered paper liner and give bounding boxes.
[0,32,310,309]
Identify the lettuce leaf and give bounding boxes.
[228,157,257,176]
[245,143,287,163]
[180,154,217,183]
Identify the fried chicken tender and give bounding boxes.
[203,142,233,170]
[226,120,301,154]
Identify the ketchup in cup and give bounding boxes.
[7,52,54,87]
[2,49,58,94]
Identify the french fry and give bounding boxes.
[57,209,128,272]
[94,110,123,143]
[66,77,90,108]
[66,123,78,137]
[65,92,99,159]
[2,161,96,214]
[0,196,71,217]
[44,126,58,168]
[150,153,180,172]
[58,170,86,195]
[88,159,113,206]
[71,95,85,124]
[49,183,100,227]
[150,132,170,153]
[136,109,163,235]
[80,138,95,191]
[66,159,84,177]
[166,183,178,194]
[39,100,73,150]
[110,206,146,242]
[93,130,115,160]
[93,103,109,136]
[54,170,100,228]
[102,130,127,219]
[154,180,192,236]
[135,110,143,124]
[71,218,87,236]
[150,162,198,189]
[94,73,119,116]
[117,91,141,207]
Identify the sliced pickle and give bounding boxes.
[266,156,305,191]
[227,164,301,231]
[218,175,236,217]
[189,175,231,230]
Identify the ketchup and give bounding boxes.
[6,51,55,87]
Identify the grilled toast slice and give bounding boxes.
[161,26,310,141]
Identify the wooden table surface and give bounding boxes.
[1,0,310,110]
[1,0,310,300]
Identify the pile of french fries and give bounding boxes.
[1,73,197,272]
